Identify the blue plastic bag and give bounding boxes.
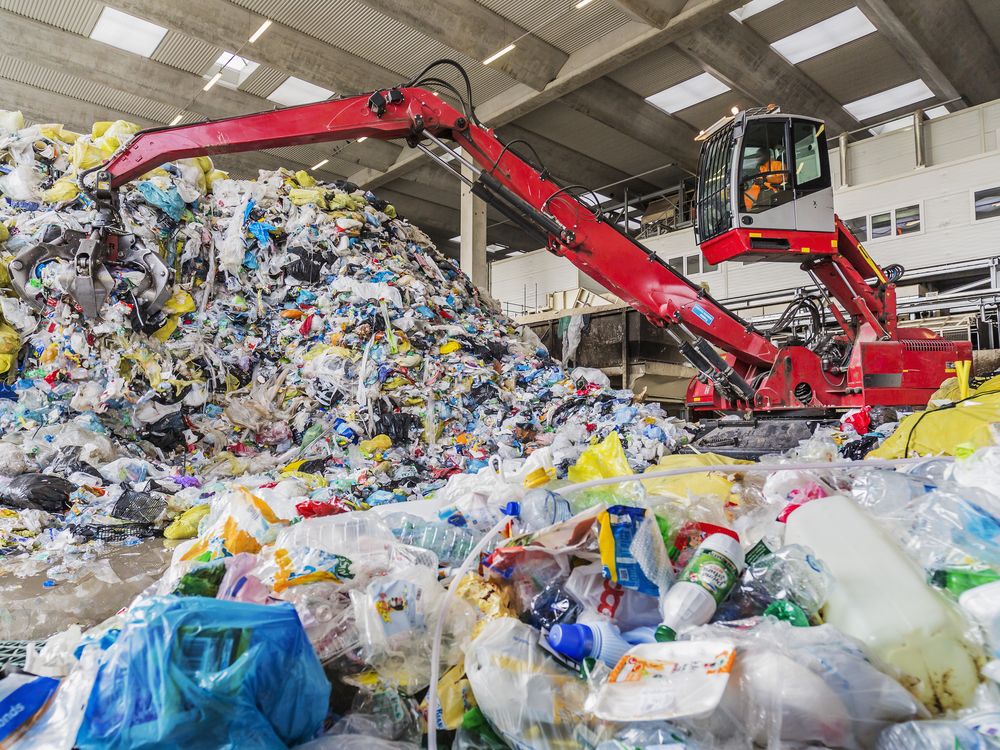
[76,596,330,750]
[137,182,186,221]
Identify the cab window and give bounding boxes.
[792,120,830,195]
[739,120,790,213]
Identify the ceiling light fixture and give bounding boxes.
[731,106,739,115]
[203,72,222,91]
[169,114,183,126]
[575,0,595,8]
[311,159,329,170]
[483,44,515,65]
[248,19,272,43]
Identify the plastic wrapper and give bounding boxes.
[75,596,330,749]
[464,617,593,750]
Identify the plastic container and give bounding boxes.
[657,533,744,641]
[547,621,656,667]
[784,494,981,712]
[589,640,736,722]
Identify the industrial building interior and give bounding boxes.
[5,0,996,403]
[2,0,1000,747]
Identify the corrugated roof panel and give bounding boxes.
[0,0,102,35]
[536,3,633,54]
[240,65,286,97]
[0,54,175,124]
[798,33,914,103]
[228,0,519,102]
[476,0,633,54]
[151,30,223,75]
[610,45,702,97]
[744,0,855,43]
[476,0,555,32]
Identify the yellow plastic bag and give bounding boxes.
[67,139,106,171]
[163,503,210,540]
[568,431,632,484]
[567,431,638,507]
[41,177,80,203]
[642,452,752,503]
[288,188,326,207]
[38,124,80,143]
[0,224,8,244]
[869,375,1000,458]
[92,119,139,151]
[0,320,19,375]
[294,170,317,187]
[359,434,392,456]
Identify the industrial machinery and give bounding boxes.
[9,62,970,442]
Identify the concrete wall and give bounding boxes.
[490,98,1000,306]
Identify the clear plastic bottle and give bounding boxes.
[877,720,990,750]
[392,513,475,567]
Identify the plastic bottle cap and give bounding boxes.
[654,624,676,642]
[547,624,595,661]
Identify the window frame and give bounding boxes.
[970,182,1000,224]
[864,201,925,243]
[843,215,869,242]
[737,118,793,215]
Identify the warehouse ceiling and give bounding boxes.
[1,0,999,258]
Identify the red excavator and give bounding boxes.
[9,61,970,453]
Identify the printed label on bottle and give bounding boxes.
[683,549,739,603]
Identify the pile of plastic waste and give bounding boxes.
[1,111,999,749]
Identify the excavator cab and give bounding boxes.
[695,107,835,266]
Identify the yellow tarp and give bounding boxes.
[642,451,752,502]
[869,375,1000,458]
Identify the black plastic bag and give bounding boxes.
[141,412,187,451]
[0,473,76,512]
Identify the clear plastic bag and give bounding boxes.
[464,617,593,750]
[696,619,924,749]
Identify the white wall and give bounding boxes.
[490,99,1000,308]
[489,249,579,312]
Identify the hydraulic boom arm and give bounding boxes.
[84,83,773,401]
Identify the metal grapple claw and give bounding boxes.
[8,226,171,321]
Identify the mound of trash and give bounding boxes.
[1,111,999,750]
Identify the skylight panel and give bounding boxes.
[924,105,949,118]
[89,7,167,58]
[208,52,260,89]
[646,72,730,114]
[267,77,333,107]
[771,7,876,64]
[730,0,783,22]
[844,79,935,120]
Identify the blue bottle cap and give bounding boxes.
[547,624,595,662]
